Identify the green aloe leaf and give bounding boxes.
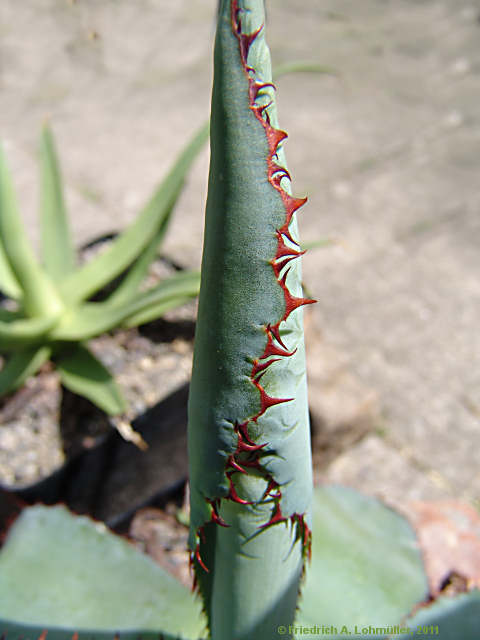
[0,307,22,322]
[0,505,204,639]
[402,590,480,640]
[39,125,76,281]
[0,345,51,395]
[105,177,190,308]
[297,486,429,639]
[105,229,162,307]
[122,294,194,328]
[56,343,127,415]
[0,315,58,351]
[0,146,63,318]
[0,241,22,300]
[53,270,200,341]
[59,123,208,306]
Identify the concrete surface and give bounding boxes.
[1,1,479,507]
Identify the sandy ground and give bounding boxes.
[1,0,479,508]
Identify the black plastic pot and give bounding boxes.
[0,233,195,529]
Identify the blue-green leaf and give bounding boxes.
[0,505,205,638]
[297,486,429,639]
[187,2,313,637]
[402,590,480,640]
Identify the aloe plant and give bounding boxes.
[0,1,479,639]
[0,123,207,415]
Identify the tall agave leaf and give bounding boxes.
[187,1,314,637]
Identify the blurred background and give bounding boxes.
[0,0,479,512]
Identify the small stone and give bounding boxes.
[331,180,352,199]
[443,111,463,128]
[450,58,471,75]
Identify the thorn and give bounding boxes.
[255,382,293,413]
[267,322,290,352]
[226,454,248,474]
[262,329,296,358]
[236,420,255,445]
[270,165,291,185]
[211,508,230,528]
[281,283,316,320]
[260,502,287,528]
[277,225,300,247]
[190,566,198,593]
[227,473,254,505]
[285,195,308,217]
[262,478,282,500]
[235,427,267,453]
[207,498,230,527]
[250,81,276,105]
[195,544,209,573]
[252,99,273,118]
[240,458,263,469]
[277,196,307,235]
[251,357,280,378]
[274,232,305,261]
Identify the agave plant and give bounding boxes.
[187,0,315,633]
[0,123,207,415]
[0,1,479,639]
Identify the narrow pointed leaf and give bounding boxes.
[39,125,76,280]
[0,345,51,395]
[122,295,194,328]
[105,228,162,306]
[188,2,313,637]
[0,315,58,351]
[0,505,204,638]
[58,123,208,305]
[0,241,22,300]
[56,344,127,415]
[106,192,185,307]
[53,270,200,341]
[0,146,63,317]
[0,307,22,322]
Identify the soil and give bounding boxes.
[130,501,192,589]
